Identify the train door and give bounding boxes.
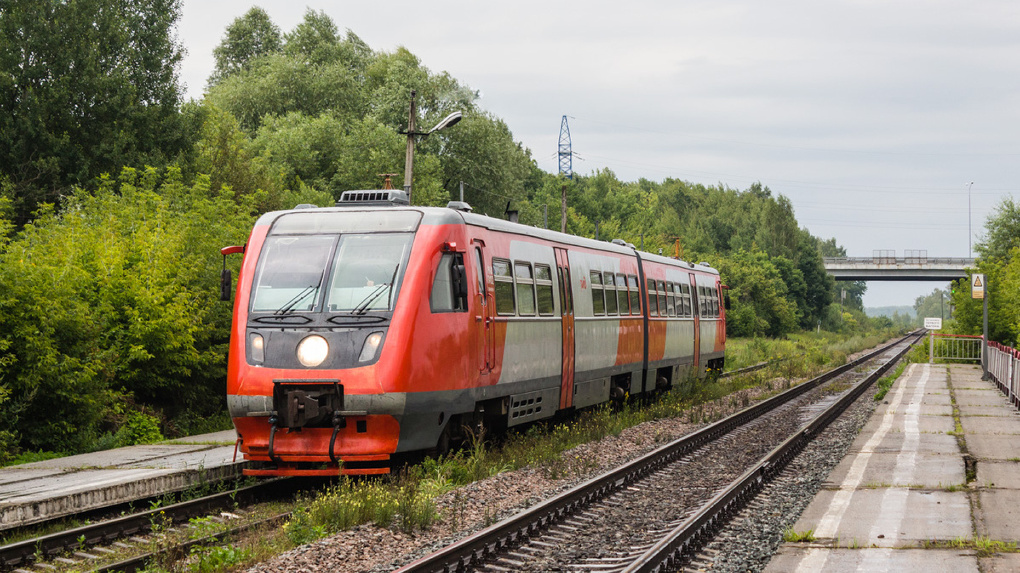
[473,242,495,373]
[555,248,575,409]
[689,273,701,372]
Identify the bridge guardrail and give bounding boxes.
[823,257,975,265]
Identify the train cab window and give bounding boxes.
[590,271,606,315]
[656,281,667,317]
[616,273,629,314]
[628,275,641,315]
[665,282,676,316]
[646,278,658,316]
[535,264,554,315]
[493,258,515,315]
[604,272,618,315]
[515,262,537,316]
[474,248,485,301]
[430,253,468,313]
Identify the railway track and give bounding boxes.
[396,331,922,572]
[0,478,316,572]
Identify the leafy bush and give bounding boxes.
[0,167,257,453]
[115,410,165,447]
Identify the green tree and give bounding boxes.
[0,0,189,224]
[209,7,282,87]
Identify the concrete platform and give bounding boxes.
[765,363,1020,572]
[0,430,241,531]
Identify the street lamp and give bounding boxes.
[400,89,462,204]
[967,181,974,257]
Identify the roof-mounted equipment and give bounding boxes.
[447,201,473,212]
[336,190,410,207]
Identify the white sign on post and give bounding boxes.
[924,317,942,330]
[972,274,985,299]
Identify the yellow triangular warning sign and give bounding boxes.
[974,275,983,287]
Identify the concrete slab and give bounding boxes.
[977,490,1020,542]
[958,403,1017,417]
[975,460,1020,488]
[0,430,243,531]
[956,393,1016,407]
[792,488,971,546]
[920,393,953,406]
[848,431,959,455]
[822,452,965,488]
[764,547,979,573]
[859,412,955,435]
[967,434,1020,460]
[981,553,1020,573]
[960,416,1020,435]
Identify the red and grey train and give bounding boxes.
[223,190,726,476]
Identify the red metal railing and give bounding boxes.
[987,341,1020,408]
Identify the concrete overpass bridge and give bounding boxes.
[823,250,975,281]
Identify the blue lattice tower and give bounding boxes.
[558,115,573,179]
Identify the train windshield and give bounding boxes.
[250,233,413,314]
[325,233,413,313]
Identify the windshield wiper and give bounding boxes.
[350,264,400,315]
[275,271,325,315]
[351,283,390,315]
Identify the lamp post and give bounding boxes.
[400,89,462,204]
[967,181,974,257]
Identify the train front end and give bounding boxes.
[225,194,427,476]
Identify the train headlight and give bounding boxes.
[250,333,265,363]
[296,335,329,367]
[359,332,384,362]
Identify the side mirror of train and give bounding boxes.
[219,245,245,303]
[220,269,232,302]
[452,263,468,307]
[724,292,731,310]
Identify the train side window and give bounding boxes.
[430,253,467,312]
[493,258,516,315]
[628,275,641,315]
[665,282,676,316]
[590,271,606,315]
[535,264,554,315]
[515,261,537,316]
[683,283,693,317]
[616,273,629,314]
[656,281,667,317]
[646,278,658,316]
[474,247,485,303]
[604,272,618,315]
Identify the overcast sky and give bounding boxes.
[176,0,1020,309]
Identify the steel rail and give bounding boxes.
[0,478,305,570]
[93,512,292,573]
[394,331,920,573]
[623,331,923,572]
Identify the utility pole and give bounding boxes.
[459,181,464,202]
[561,183,567,233]
[403,90,417,201]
